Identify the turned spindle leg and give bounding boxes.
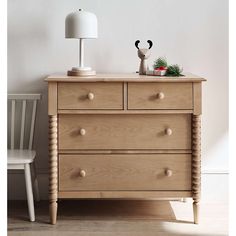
[192,115,201,224]
[49,115,58,224]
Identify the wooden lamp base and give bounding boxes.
[67,69,96,76]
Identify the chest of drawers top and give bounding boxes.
[45,72,205,82]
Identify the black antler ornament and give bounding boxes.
[147,40,153,49]
[135,40,140,49]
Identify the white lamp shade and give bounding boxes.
[65,9,98,39]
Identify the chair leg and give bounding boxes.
[24,163,35,222]
[31,162,40,201]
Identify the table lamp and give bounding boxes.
[65,9,98,76]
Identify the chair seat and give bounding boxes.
[8,149,36,164]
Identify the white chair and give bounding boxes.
[8,94,41,222]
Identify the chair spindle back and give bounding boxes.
[8,94,41,150]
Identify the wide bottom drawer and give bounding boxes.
[59,154,191,191]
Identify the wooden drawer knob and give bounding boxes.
[165,169,172,177]
[157,92,165,99]
[165,128,172,136]
[79,128,86,136]
[87,92,95,100]
[79,170,86,177]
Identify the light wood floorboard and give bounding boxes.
[8,200,228,236]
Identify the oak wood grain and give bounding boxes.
[59,154,192,191]
[48,82,57,115]
[58,191,192,199]
[45,73,204,224]
[128,83,192,110]
[58,109,193,114]
[59,114,191,150]
[192,115,201,224]
[58,82,123,110]
[45,72,206,82]
[193,83,202,115]
[49,115,58,224]
[58,149,192,154]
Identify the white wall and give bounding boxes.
[8,0,228,201]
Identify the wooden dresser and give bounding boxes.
[45,73,205,224]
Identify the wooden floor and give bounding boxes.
[8,200,228,236]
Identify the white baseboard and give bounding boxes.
[202,169,229,174]
[8,170,228,203]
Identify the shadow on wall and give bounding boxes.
[8,20,51,89]
[201,80,228,171]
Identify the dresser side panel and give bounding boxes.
[193,82,202,115]
[48,82,58,115]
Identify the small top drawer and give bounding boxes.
[58,82,123,110]
[128,83,192,110]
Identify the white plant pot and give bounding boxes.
[154,70,167,76]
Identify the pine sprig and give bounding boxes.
[153,57,184,76]
[153,57,168,69]
[165,64,183,76]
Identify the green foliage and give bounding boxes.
[153,57,168,69]
[153,57,184,76]
[166,64,183,76]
